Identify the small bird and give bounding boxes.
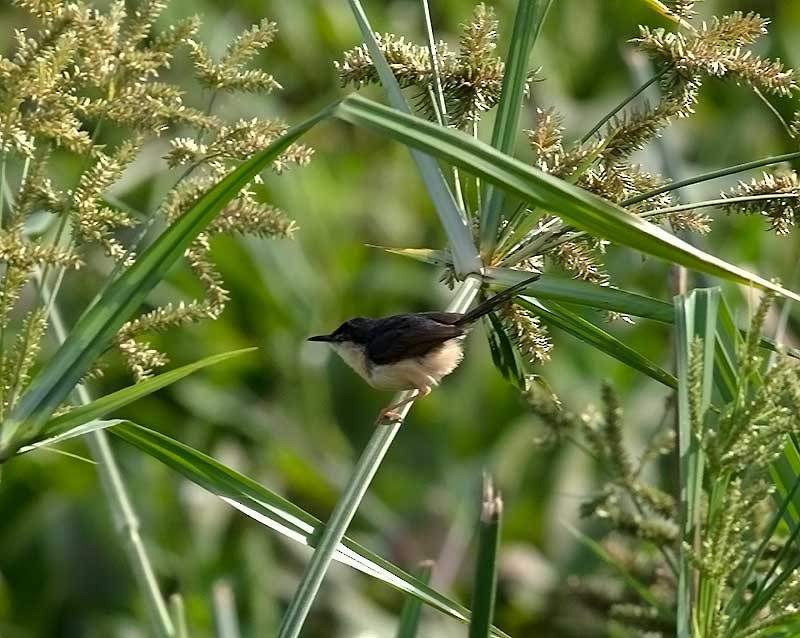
[308,275,538,421]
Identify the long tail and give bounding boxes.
[456,274,540,326]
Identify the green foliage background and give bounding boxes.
[0,0,799,636]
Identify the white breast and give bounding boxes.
[368,338,465,392]
[330,338,465,392]
[330,341,371,382]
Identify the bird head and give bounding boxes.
[308,317,373,346]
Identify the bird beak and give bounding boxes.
[308,333,335,342]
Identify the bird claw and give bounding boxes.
[376,408,403,424]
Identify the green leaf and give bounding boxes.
[485,312,526,389]
[18,419,125,454]
[396,561,433,638]
[112,421,511,638]
[674,288,720,638]
[15,349,255,452]
[480,0,553,258]
[346,0,480,277]
[0,111,325,457]
[469,476,503,638]
[517,297,677,388]
[333,95,800,302]
[377,250,800,360]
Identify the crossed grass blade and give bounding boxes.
[112,421,512,638]
[480,0,553,258]
[517,297,677,388]
[0,111,326,457]
[346,0,480,277]
[12,349,255,452]
[333,94,800,304]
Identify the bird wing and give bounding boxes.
[366,313,466,365]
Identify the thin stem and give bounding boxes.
[421,3,467,217]
[638,193,800,218]
[580,70,666,144]
[38,272,174,638]
[472,119,481,213]
[622,151,800,207]
[753,86,793,138]
[420,1,448,126]
[277,276,483,638]
[468,475,502,638]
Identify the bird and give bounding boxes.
[308,274,539,421]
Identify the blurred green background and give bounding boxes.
[1,0,799,636]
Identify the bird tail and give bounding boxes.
[456,274,540,326]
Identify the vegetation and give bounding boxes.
[0,0,799,637]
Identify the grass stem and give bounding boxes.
[468,475,503,638]
[622,151,800,207]
[580,70,666,144]
[421,0,467,218]
[276,276,482,638]
[38,274,174,638]
[396,560,434,638]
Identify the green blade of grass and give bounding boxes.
[111,420,511,638]
[334,95,800,303]
[373,247,676,322]
[0,111,326,457]
[11,348,254,454]
[480,0,553,258]
[469,476,503,638]
[517,297,677,388]
[675,288,719,638]
[346,0,480,277]
[396,560,434,638]
[376,249,800,363]
[487,267,674,322]
[17,418,125,454]
[485,311,526,388]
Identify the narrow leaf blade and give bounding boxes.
[346,0,480,276]
[481,0,553,257]
[1,112,325,455]
[334,95,800,303]
[22,349,255,449]
[112,422,512,638]
[518,297,677,388]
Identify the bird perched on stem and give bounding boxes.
[308,275,539,421]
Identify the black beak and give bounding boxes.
[308,334,335,342]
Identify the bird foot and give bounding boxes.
[376,408,404,424]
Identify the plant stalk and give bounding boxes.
[39,275,174,638]
[468,475,503,638]
[277,276,482,638]
[580,70,666,143]
[421,0,467,218]
[622,151,800,207]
